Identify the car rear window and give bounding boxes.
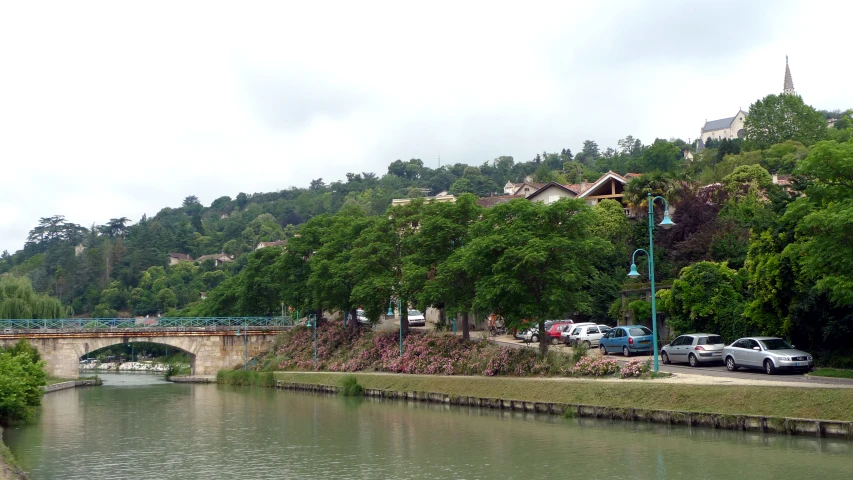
[629,327,652,336]
[698,335,724,345]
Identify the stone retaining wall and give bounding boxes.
[274,381,853,440]
[43,379,102,393]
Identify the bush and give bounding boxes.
[339,375,363,396]
[620,358,651,378]
[216,369,275,387]
[571,341,589,363]
[571,356,620,376]
[0,340,47,425]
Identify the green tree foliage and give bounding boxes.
[0,276,72,319]
[789,140,853,305]
[661,261,748,340]
[0,340,47,424]
[744,94,827,149]
[461,199,608,354]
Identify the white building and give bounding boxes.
[698,110,748,147]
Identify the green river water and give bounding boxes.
[4,373,853,479]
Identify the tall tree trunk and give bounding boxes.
[438,306,447,331]
[461,312,470,341]
[348,307,359,331]
[538,319,548,356]
[401,308,409,336]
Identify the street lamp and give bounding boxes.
[127,343,134,363]
[306,314,317,369]
[627,192,675,373]
[388,299,403,357]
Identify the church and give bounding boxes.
[696,58,796,151]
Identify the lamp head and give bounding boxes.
[627,263,640,278]
[659,210,675,229]
[388,305,394,315]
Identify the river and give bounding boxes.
[4,373,853,479]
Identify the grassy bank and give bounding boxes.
[0,427,26,480]
[273,371,853,422]
[217,370,276,387]
[810,368,853,379]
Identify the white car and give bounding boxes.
[407,309,426,327]
[566,324,612,347]
[560,322,596,344]
[355,309,370,325]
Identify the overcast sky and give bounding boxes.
[1,0,851,253]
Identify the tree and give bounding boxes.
[409,195,482,338]
[788,140,853,305]
[106,217,131,238]
[307,208,376,329]
[182,195,200,208]
[642,139,681,172]
[462,199,608,354]
[744,94,827,149]
[0,276,72,319]
[0,340,47,424]
[660,261,748,340]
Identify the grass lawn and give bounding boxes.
[810,368,853,379]
[273,371,853,422]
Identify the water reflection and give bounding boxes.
[4,373,853,479]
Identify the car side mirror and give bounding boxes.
[752,346,760,351]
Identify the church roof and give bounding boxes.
[702,116,737,132]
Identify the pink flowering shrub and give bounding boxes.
[257,321,568,377]
[571,356,620,376]
[619,358,651,378]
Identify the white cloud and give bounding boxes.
[1,0,852,252]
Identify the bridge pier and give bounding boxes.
[0,327,284,379]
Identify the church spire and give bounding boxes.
[783,55,795,95]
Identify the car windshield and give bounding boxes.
[408,310,422,316]
[698,335,724,345]
[760,338,794,350]
[629,327,652,336]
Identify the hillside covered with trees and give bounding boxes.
[1,96,852,363]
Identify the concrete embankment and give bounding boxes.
[43,378,102,393]
[268,372,853,440]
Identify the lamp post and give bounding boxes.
[306,314,317,369]
[235,325,248,370]
[627,192,675,373]
[388,299,403,357]
[128,343,134,363]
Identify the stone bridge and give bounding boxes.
[0,326,289,378]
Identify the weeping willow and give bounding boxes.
[0,275,73,319]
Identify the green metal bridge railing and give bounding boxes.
[0,317,294,330]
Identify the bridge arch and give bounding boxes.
[73,338,197,373]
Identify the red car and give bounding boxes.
[546,322,574,344]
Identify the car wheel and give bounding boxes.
[725,356,738,371]
[531,335,538,343]
[623,346,631,357]
[551,337,557,345]
[582,341,591,348]
[688,354,698,368]
[661,352,671,365]
[764,359,777,375]
[600,345,607,356]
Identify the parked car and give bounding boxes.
[355,309,370,325]
[560,322,596,345]
[566,324,611,348]
[546,321,575,344]
[660,334,725,367]
[723,337,814,374]
[407,309,426,327]
[516,327,539,343]
[599,325,654,356]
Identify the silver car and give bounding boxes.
[660,333,725,367]
[723,337,814,375]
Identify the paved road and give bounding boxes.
[494,335,853,387]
